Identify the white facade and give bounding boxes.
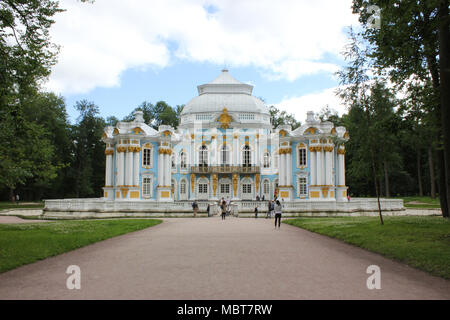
[101,69,349,202]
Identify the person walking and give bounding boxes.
[192,201,198,217]
[274,200,282,229]
[207,203,210,217]
[221,201,226,220]
[266,200,271,219]
[15,194,19,205]
[254,206,258,218]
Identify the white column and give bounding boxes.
[286,152,292,186]
[117,150,125,186]
[255,135,259,167]
[233,135,238,166]
[133,150,140,186]
[212,137,217,165]
[105,154,112,187]
[165,153,171,187]
[126,148,133,187]
[158,151,164,186]
[310,148,316,186]
[280,153,286,186]
[325,148,332,186]
[339,153,346,186]
[190,137,195,167]
[316,147,322,186]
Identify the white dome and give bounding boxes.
[181,69,269,115]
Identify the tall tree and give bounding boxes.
[353,0,450,217]
[269,106,301,130]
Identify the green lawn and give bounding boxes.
[401,196,441,209]
[0,201,44,211]
[284,216,450,279]
[0,219,162,273]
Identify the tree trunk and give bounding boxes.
[428,146,436,198]
[437,149,449,217]
[384,161,390,198]
[9,188,14,203]
[438,1,450,218]
[417,151,424,197]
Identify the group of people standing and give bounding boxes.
[194,197,283,228]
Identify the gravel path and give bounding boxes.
[0,216,449,299]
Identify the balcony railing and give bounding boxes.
[190,165,261,174]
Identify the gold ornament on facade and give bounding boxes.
[218,108,232,129]
[279,130,287,137]
[113,128,119,135]
[191,133,195,140]
[132,127,144,135]
[117,146,127,153]
[190,174,195,192]
[304,127,316,135]
[233,134,238,139]
[255,174,260,192]
[163,130,171,137]
[309,147,315,153]
[330,128,337,135]
[212,174,218,196]
[324,146,334,152]
[105,149,114,155]
[337,148,346,155]
[255,134,259,139]
[128,146,135,152]
[344,131,350,139]
[232,174,238,196]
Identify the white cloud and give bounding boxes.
[46,0,359,94]
[273,87,348,123]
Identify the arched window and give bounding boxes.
[263,152,270,168]
[220,145,230,166]
[199,145,208,167]
[243,145,251,167]
[263,180,270,195]
[180,151,187,169]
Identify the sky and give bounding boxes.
[45,0,361,124]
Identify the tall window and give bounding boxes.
[263,152,270,168]
[180,180,186,195]
[274,152,279,169]
[263,180,270,194]
[143,147,152,167]
[299,177,308,197]
[221,145,229,165]
[298,146,307,167]
[180,152,187,169]
[171,154,176,169]
[171,179,175,195]
[142,177,152,197]
[199,145,208,167]
[243,145,251,167]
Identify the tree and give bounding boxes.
[337,28,386,224]
[352,0,450,217]
[269,106,301,129]
[124,101,180,129]
[67,100,105,198]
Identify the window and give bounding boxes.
[263,152,270,168]
[143,147,152,167]
[199,145,208,167]
[239,113,255,120]
[298,146,307,167]
[171,154,176,169]
[243,145,251,167]
[199,183,208,193]
[220,183,230,194]
[221,145,230,165]
[180,152,187,169]
[299,177,308,197]
[180,180,186,194]
[263,180,270,194]
[142,177,152,197]
[196,114,211,121]
[171,179,175,194]
[242,184,252,194]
